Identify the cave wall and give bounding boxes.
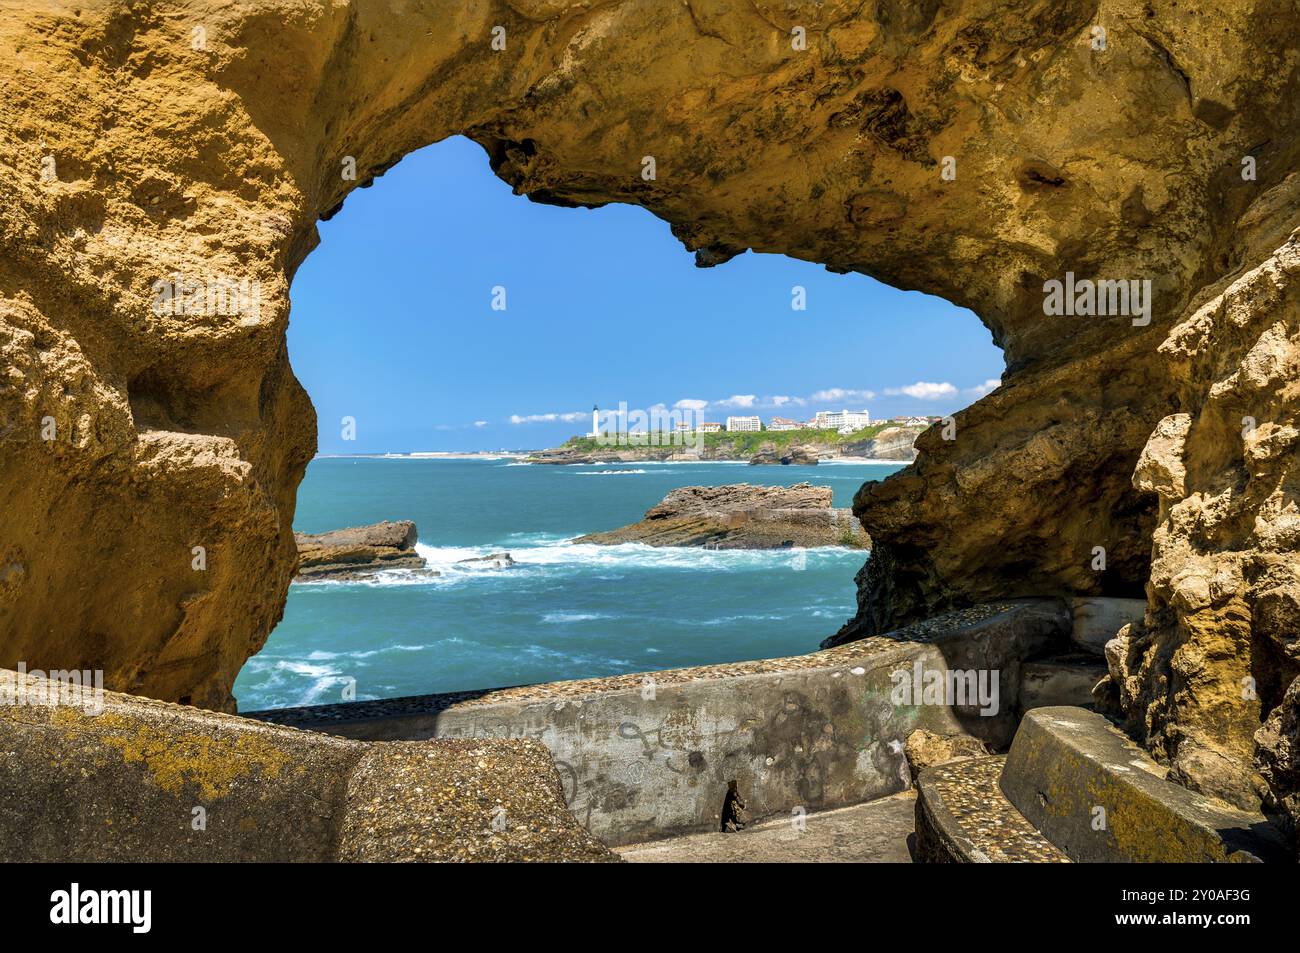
[1,1,1297,816]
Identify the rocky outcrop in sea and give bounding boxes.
[748,443,821,465]
[575,483,869,550]
[294,521,429,580]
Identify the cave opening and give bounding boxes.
[231,135,1005,712]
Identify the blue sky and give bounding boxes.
[289,136,1004,454]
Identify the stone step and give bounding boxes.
[615,792,917,863]
[1001,706,1289,863]
[914,755,1069,863]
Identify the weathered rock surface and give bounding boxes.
[1255,675,1300,849]
[903,729,990,785]
[748,443,820,465]
[1091,233,1300,812]
[294,520,427,580]
[576,483,869,549]
[1,0,1297,819]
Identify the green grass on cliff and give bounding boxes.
[560,423,896,456]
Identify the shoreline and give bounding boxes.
[313,453,912,465]
[314,451,531,460]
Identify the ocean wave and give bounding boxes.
[434,539,862,572]
[574,468,648,475]
[541,611,613,624]
[697,612,793,626]
[521,645,633,668]
[238,659,350,707]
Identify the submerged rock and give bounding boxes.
[294,521,430,581]
[575,483,869,549]
[456,552,515,569]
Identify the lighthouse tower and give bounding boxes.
[590,404,600,438]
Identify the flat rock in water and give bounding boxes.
[748,443,820,465]
[575,482,869,549]
[294,520,431,580]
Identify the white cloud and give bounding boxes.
[884,381,957,400]
[474,420,488,427]
[674,398,708,411]
[770,396,791,407]
[509,411,587,425]
[809,388,875,403]
[716,394,757,408]
[965,378,1001,397]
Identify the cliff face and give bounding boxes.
[844,425,925,460]
[1,2,1297,815]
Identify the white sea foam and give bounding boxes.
[574,468,649,475]
[697,612,792,625]
[522,644,633,668]
[430,539,861,575]
[292,538,863,589]
[542,611,613,624]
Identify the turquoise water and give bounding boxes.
[233,458,903,711]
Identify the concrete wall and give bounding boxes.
[0,668,611,862]
[252,600,1070,846]
[0,601,1071,857]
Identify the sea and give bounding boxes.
[232,457,905,711]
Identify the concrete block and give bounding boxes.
[903,598,1073,747]
[253,600,1072,846]
[1000,706,1288,862]
[256,639,958,846]
[1070,596,1146,655]
[0,668,612,862]
[1020,656,1108,712]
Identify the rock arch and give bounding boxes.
[2,1,1297,821]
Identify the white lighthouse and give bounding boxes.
[590,404,600,438]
